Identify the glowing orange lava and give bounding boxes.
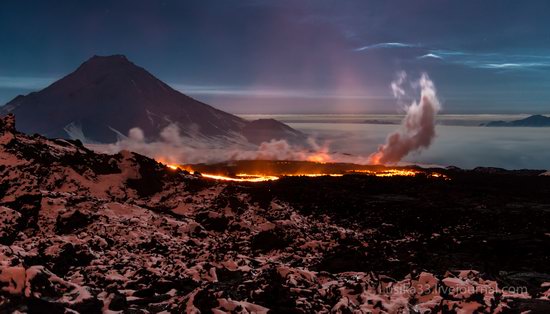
[306,153,331,163]
[349,169,450,179]
[285,173,344,177]
[164,163,279,181]
[166,164,179,170]
[349,169,420,177]
[202,173,279,182]
[161,161,448,182]
[368,152,383,165]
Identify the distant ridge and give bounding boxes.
[0,55,305,144]
[482,114,550,127]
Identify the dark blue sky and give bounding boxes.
[1,0,549,113]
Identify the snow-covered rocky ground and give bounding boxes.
[1,113,549,313]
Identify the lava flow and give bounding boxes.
[164,163,279,181]
[160,160,449,182]
[199,173,279,182]
[349,169,420,177]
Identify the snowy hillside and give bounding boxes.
[1,114,549,313]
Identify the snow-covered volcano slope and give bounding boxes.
[0,114,548,313]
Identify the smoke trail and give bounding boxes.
[369,73,441,164]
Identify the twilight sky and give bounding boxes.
[1,0,549,114]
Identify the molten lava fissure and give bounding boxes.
[201,173,279,182]
[160,160,449,182]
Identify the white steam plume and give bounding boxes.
[391,71,407,100]
[98,123,337,165]
[369,73,441,164]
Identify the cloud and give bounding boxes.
[479,63,548,69]
[354,42,419,52]
[353,42,550,71]
[421,49,550,71]
[169,84,385,100]
[0,76,57,90]
[417,53,443,60]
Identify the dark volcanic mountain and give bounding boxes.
[483,114,550,127]
[0,55,305,144]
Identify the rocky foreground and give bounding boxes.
[1,113,549,313]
